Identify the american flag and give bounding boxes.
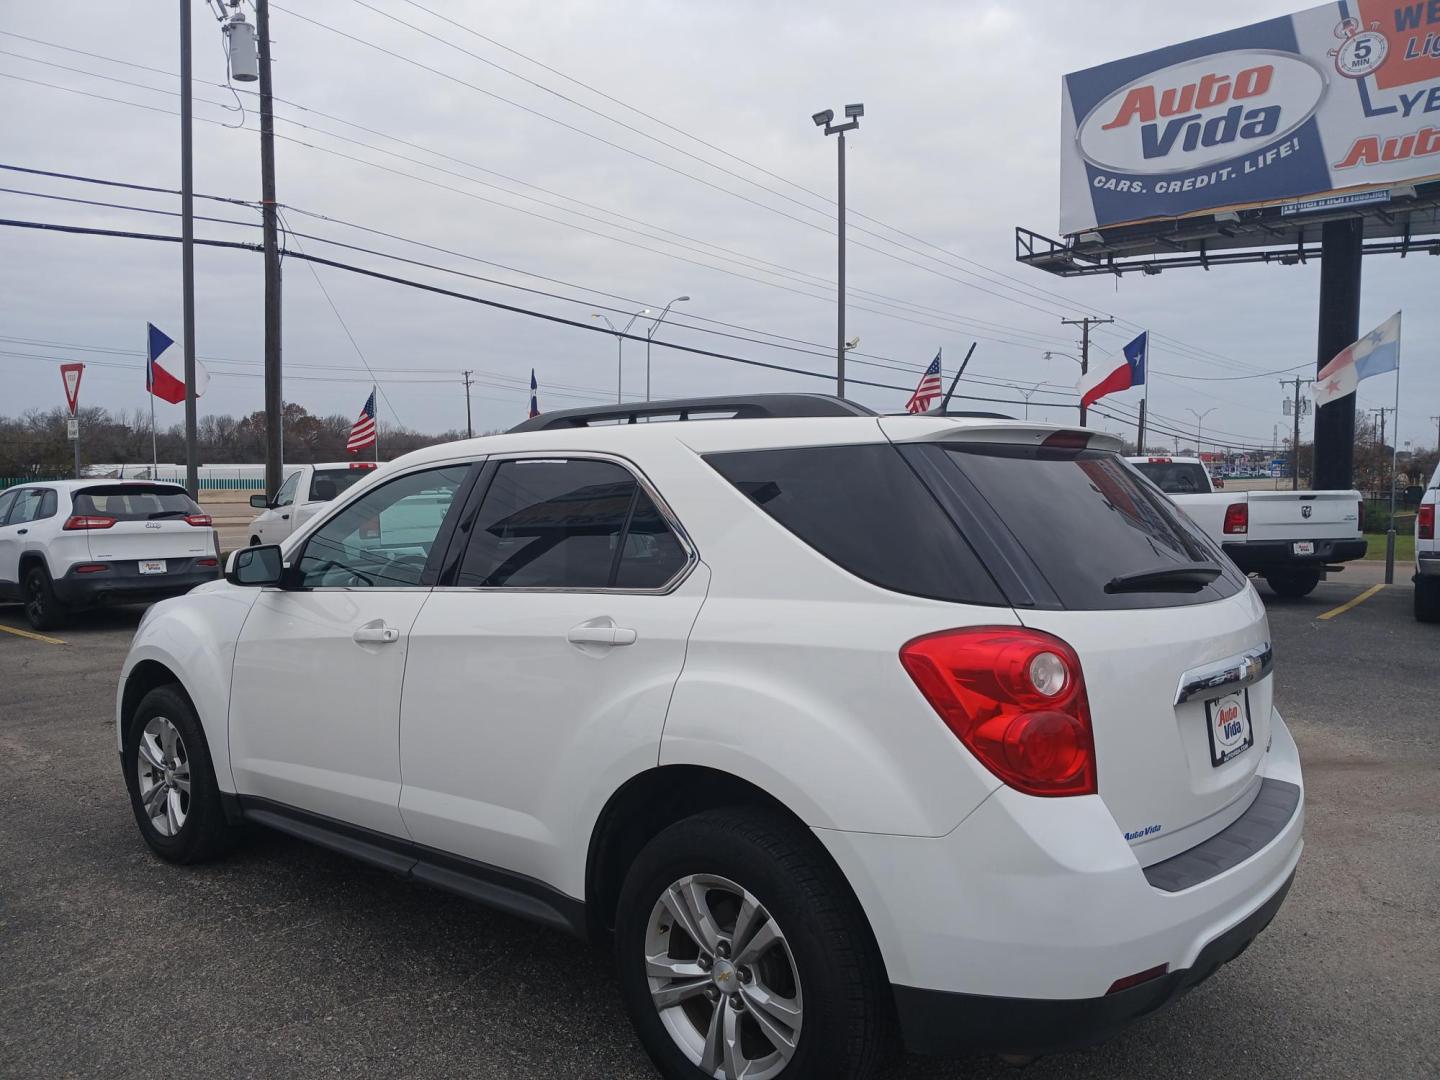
[905,351,943,413]
[529,368,540,418]
[347,389,377,452]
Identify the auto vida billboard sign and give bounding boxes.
[1060,1,1440,233]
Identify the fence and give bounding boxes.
[1,476,65,490]
[1,473,266,492]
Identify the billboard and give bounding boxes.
[1060,1,1440,234]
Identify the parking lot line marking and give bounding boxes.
[1317,583,1386,621]
[0,623,67,645]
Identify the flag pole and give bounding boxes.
[1385,315,1402,584]
[148,328,158,478]
[373,384,380,463]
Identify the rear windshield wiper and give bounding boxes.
[1105,563,1223,594]
[147,509,190,519]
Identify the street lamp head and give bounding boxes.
[812,109,834,128]
[677,295,691,302]
[844,103,864,119]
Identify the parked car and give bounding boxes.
[1414,462,1438,622]
[118,396,1303,1079]
[246,461,377,546]
[0,480,219,630]
[1127,455,1366,597]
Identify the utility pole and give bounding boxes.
[179,0,199,500]
[1136,399,1147,454]
[462,370,474,438]
[1432,415,1440,452]
[251,0,284,501]
[1061,316,1114,426]
[1281,377,1314,491]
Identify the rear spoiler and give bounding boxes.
[878,416,1125,453]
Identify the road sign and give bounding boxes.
[66,418,79,440]
[60,362,84,415]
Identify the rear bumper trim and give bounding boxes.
[1143,777,1300,893]
[892,868,1295,1056]
[1223,538,1367,570]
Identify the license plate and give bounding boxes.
[1206,690,1254,767]
[138,560,167,575]
[1292,541,1315,555]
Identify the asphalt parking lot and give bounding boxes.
[1,568,1437,1079]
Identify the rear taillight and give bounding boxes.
[197,558,218,568]
[1358,501,1365,532]
[899,627,1097,798]
[1223,503,1248,535]
[185,514,213,527]
[1420,504,1435,541]
[63,515,117,530]
[74,564,110,574]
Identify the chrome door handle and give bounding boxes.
[567,625,638,646]
[353,626,400,644]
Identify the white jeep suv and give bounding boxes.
[117,395,1303,1079]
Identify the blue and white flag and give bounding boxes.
[1313,312,1400,407]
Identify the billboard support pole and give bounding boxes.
[1312,220,1363,491]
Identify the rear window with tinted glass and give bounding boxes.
[310,468,371,502]
[73,485,200,521]
[705,444,1004,605]
[926,444,1244,610]
[1131,460,1212,494]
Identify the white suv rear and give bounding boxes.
[115,396,1302,1078]
[0,481,219,630]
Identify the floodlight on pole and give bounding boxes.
[813,102,863,398]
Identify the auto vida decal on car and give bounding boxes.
[1076,50,1327,177]
[1124,823,1164,841]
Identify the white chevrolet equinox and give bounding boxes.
[117,395,1303,1079]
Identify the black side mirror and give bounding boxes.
[249,494,271,509]
[226,544,285,587]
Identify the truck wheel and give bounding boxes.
[1264,570,1320,598]
[23,564,68,631]
[1415,578,1440,623]
[123,684,242,864]
[615,808,892,1080]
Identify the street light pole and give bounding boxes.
[645,295,690,402]
[1187,407,1216,457]
[813,105,863,398]
[592,309,650,402]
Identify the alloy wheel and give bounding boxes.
[136,716,191,837]
[644,873,803,1080]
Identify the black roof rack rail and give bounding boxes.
[507,393,876,433]
[884,410,1018,420]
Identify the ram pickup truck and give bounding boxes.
[1128,456,1366,597]
[246,461,378,547]
[1414,462,1439,622]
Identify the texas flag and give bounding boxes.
[1312,312,1401,407]
[146,322,208,404]
[1078,331,1147,408]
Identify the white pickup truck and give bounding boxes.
[1414,462,1438,622]
[1127,456,1366,597]
[246,461,378,547]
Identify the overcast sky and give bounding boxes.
[1,0,1435,456]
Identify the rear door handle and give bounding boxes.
[567,624,638,647]
[16,528,26,535]
[353,625,400,645]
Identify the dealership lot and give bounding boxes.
[1,574,1436,1080]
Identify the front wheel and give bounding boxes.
[1264,569,1321,598]
[123,684,240,863]
[1416,577,1440,623]
[615,809,891,1080]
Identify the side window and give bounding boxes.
[0,489,17,525]
[295,465,469,589]
[274,471,300,508]
[455,459,687,590]
[37,490,57,521]
[7,489,45,525]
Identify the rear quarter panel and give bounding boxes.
[116,582,259,791]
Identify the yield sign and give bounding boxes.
[61,362,85,415]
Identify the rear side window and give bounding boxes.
[73,485,200,521]
[927,443,1244,610]
[1131,460,1211,494]
[705,444,1004,605]
[455,459,688,590]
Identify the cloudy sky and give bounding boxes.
[1,0,1435,455]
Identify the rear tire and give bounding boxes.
[615,808,892,1080]
[1264,569,1320,598]
[22,564,67,631]
[1415,578,1440,623]
[123,684,240,864]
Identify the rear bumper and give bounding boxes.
[1223,537,1367,571]
[815,709,1304,1056]
[52,559,219,606]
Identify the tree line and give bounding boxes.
[0,404,475,477]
